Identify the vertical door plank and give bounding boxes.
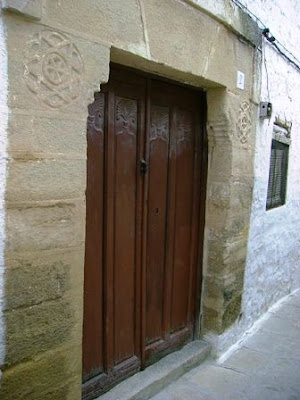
[170,108,195,332]
[104,89,115,371]
[145,103,170,345]
[162,104,177,341]
[83,92,105,382]
[140,78,151,367]
[187,111,201,327]
[113,95,139,364]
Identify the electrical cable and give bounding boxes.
[230,0,300,72]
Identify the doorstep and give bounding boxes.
[97,340,211,400]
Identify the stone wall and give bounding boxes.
[0,0,261,398]
[0,12,8,373]
[209,0,300,355]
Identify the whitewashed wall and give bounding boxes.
[215,0,300,354]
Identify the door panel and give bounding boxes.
[83,66,206,400]
[113,96,138,364]
[83,92,105,383]
[171,109,195,332]
[146,104,170,346]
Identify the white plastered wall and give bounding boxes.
[213,0,300,354]
[0,10,8,374]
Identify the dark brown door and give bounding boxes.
[83,66,206,400]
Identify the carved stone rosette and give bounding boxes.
[24,30,84,108]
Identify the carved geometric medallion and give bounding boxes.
[237,100,252,144]
[24,30,84,108]
[150,105,169,142]
[115,97,137,136]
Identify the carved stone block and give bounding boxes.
[23,30,84,109]
[2,0,42,20]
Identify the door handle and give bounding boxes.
[140,159,147,174]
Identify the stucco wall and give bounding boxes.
[211,0,300,354]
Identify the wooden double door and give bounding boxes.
[83,66,207,399]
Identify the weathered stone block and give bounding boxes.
[43,0,145,55]
[202,305,223,333]
[8,113,87,155]
[6,201,85,253]
[0,347,81,400]
[6,158,86,202]
[4,15,110,113]
[143,0,217,81]
[209,213,250,242]
[232,145,254,176]
[222,293,242,330]
[186,0,262,48]
[4,249,84,310]
[4,298,73,366]
[207,182,231,211]
[2,0,42,20]
[230,178,254,211]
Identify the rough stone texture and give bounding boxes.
[0,345,81,400]
[4,249,81,310]
[4,14,110,112]
[0,10,8,371]
[0,6,109,398]
[2,0,42,20]
[185,0,261,47]
[201,88,257,334]
[43,0,146,55]
[151,290,300,400]
[208,0,300,355]
[0,0,262,398]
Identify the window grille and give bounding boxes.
[266,130,289,210]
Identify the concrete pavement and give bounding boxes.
[151,290,300,400]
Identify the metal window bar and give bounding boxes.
[266,139,289,210]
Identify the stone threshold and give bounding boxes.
[97,340,211,400]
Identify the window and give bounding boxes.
[266,123,290,210]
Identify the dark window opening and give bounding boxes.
[266,139,289,210]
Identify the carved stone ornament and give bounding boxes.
[24,30,84,108]
[237,100,252,143]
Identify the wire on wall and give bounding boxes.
[231,0,300,73]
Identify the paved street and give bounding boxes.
[151,290,300,400]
